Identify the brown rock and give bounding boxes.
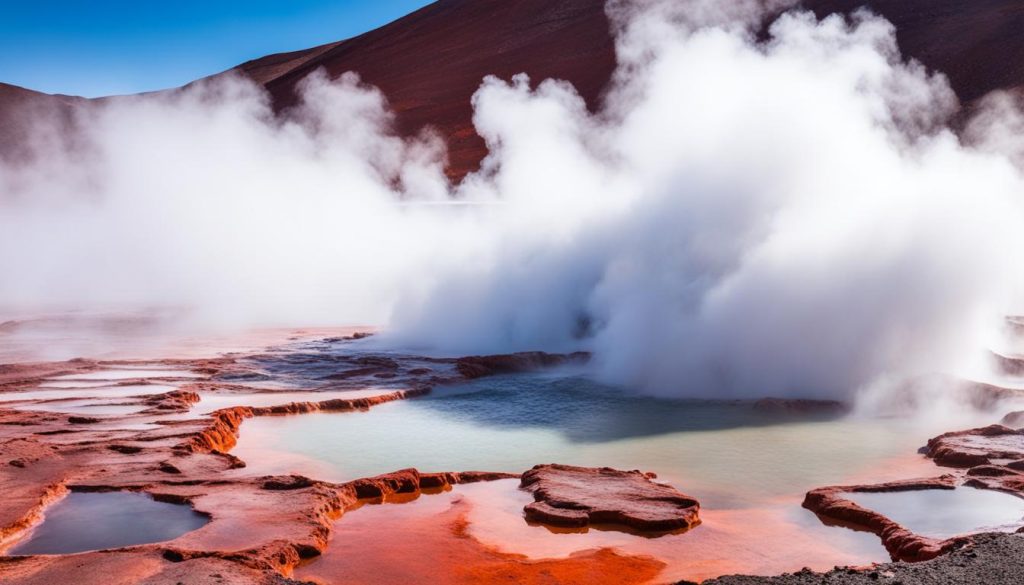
[142,389,201,413]
[519,464,700,532]
[925,425,1024,468]
[455,352,590,379]
[752,398,849,416]
[67,416,100,424]
[262,475,315,491]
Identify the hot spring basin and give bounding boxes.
[846,487,1024,539]
[7,492,208,555]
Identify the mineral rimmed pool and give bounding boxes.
[227,370,1002,579]
[846,488,1024,539]
[6,492,208,555]
[232,373,950,504]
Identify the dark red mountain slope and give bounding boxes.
[234,0,616,180]
[2,0,1023,179]
[806,0,1024,103]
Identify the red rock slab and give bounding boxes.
[925,425,1024,468]
[802,476,967,562]
[519,464,700,532]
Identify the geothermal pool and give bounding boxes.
[847,488,1024,539]
[232,369,975,581]
[7,492,208,555]
[234,373,951,503]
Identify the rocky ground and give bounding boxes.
[699,532,1024,585]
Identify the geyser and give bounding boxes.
[3,0,1024,402]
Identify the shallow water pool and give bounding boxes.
[6,491,208,555]
[233,373,948,506]
[847,488,1024,539]
[229,366,1001,580]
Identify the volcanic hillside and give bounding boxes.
[2,0,1023,179]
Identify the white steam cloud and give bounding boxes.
[3,0,1024,401]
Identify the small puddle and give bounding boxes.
[846,487,1024,539]
[6,491,208,555]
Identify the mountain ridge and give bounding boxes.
[3,0,1023,179]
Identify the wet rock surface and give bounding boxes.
[455,351,590,379]
[751,398,849,416]
[698,532,1024,585]
[520,464,700,532]
[925,425,1024,468]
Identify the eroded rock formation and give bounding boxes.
[519,464,700,532]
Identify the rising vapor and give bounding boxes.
[3,0,1024,401]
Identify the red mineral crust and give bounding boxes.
[519,464,700,532]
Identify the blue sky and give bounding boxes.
[0,1,432,97]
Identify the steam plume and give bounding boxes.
[3,0,1024,401]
